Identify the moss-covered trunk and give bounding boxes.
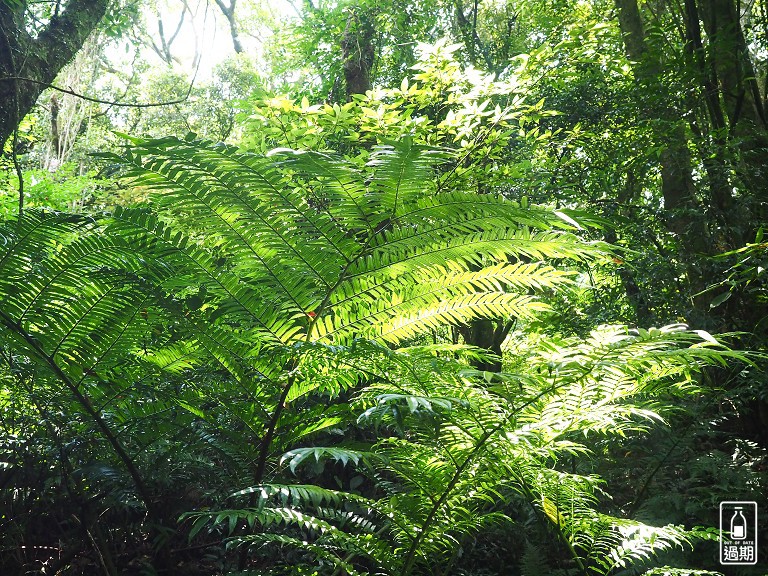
[0,0,108,149]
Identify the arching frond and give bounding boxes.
[105,136,604,348]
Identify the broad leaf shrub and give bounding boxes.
[0,137,743,574]
[239,40,558,197]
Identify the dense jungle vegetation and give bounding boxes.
[1,0,767,574]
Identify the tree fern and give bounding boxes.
[338,326,746,575]
[0,136,745,574]
[104,136,602,348]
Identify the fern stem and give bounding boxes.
[235,234,368,570]
[627,436,681,517]
[238,369,296,571]
[253,373,295,484]
[399,417,501,575]
[86,524,119,576]
[515,474,590,576]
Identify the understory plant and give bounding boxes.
[0,135,743,575]
[191,325,737,576]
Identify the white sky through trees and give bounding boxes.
[106,0,296,83]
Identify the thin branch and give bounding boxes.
[167,3,189,47]
[12,127,23,215]
[0,74,197,108]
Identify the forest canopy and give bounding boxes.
[0,1,766,575]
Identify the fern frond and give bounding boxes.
[280,447,376,474]
[0,212,168,382]
[590,519,702,573]
[365,139,454,221]
[108,136,602,349]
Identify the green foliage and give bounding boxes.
[0,165,114,217]
[240,39,555,176]
[3,0,768,573]
[192,326,744,575]
[2,22,762,575]
[115,55,265,142]
[0,135,606,573]
[103,135,598,347]
[263,0,442,100]
[0,131,753,574]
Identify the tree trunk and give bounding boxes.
[700,0,766,128]
[454,0,493,71]
[213,0,243,54]
[616,0,768,445]
[699,0,768,201]
[614,0,701,234]
[458,319,511,372]
[0,0,109,149]
[341,7,375,99]
[50,92,62,161]
[614,0,711,288]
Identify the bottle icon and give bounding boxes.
[731,507,747,540]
